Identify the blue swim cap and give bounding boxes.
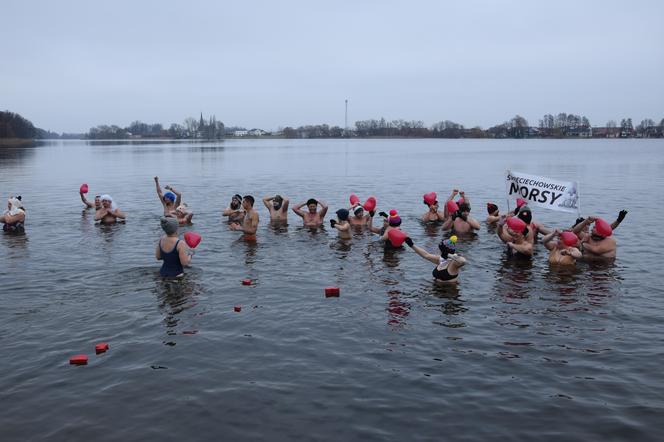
[164,192,176,202]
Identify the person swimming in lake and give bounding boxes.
[497,215,533,258]
[94,195,126,225]
[571,210,627,242]
[154,176,181,217]
[230,195,259,240]
[542,230,582,266]
[223,194,245,223]
[174,203,194,225]
[156,216,193,278]
[369,210,403,249]
[512,204,551,243]
[293,198,328,227]
[263,194,289,223]
[330,208,352,240]
[348,204,371,228]
[1,196,26,233]
[421,191,446,223]
[572,216,617,260]
[80,190,101,210]
[443,201,480,234]
[405,235,466,283]
[486,202,500,225]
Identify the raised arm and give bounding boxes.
[292,202,306,218]
[405,238,440,264]
[459,190,469,206]
[154,177,166,206]
[262,196,273,210]
[318,200,328,219]
[80,192,94,209]
[281,197,289,212]
[166,185,182,207]
[367,214,383,234]
[572,217,594,235]
[611,210,627,230]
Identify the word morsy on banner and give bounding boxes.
[505,170,580,214]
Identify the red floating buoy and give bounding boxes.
[80,183,89,194]
[95,342,109,354]
[241,279,252,286]
[234,305,242,312]
[349,193,360,206]
[69,354,88,365]
[446,200,459,213]
[324,287,340,297]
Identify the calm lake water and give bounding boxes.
[1,138,663,441]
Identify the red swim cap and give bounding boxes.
[594,218,612,237]
[446,200,459,213]
[560,231,578,247]
[506,216,527,234]
[516,198,527,208]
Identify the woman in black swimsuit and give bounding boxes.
[404,235,466,283]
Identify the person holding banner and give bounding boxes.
[497,216,533,258]
[542,230,582,266]
[572,217,616,259]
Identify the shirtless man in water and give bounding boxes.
[80,191,101,210]
[230,195,259,239]
[573,216,617,259]
[94,195,126,225]
[223,194,245,223]
[443,201,480,234]
[263,194,289,223]
[293,198,328,227]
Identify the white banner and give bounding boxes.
[505,170,579,214]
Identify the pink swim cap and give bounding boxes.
[507,216,527,234]
[560,231,578,247]
[594,218,613,237]
[516,198,527,208]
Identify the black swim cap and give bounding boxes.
[336,208,349,221]
[517,206,532,224]
[306,198,318,206]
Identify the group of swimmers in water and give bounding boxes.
[1,182,626,283]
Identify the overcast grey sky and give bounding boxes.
[2,0,663,133]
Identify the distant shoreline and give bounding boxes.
[0,138,35,147]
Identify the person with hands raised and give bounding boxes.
[263,194,289,223]
[154,176,181,217]
[404,235,466,283]
[292,198,328,227]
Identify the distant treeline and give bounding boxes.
[86,114,224,140]
[4,110,664,141]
